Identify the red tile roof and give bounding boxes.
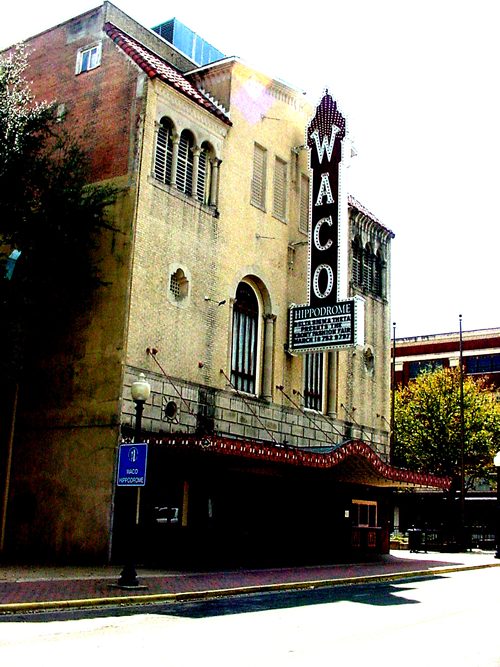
[104,22,231,125]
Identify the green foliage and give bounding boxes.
[0,45,117,379]
[394,366,500,490]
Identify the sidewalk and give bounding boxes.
[0,550,498,614]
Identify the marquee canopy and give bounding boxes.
[133,434,451,491]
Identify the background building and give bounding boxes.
[0,1,447,565]
[393,327,500,391]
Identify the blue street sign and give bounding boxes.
[117,443,148,486]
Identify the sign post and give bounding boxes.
[116,443,148,589]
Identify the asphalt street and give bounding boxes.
[0,567,498,666]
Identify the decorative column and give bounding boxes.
[327,351,338,416]
[262,314,276,402]
[209,158,221,207]
[170,132,180,187]
[192,146,201,199]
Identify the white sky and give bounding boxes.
[1,0,498,338]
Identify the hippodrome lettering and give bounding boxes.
[118,476,145,485]
[294,304,351,320]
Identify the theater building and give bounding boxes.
[0,2,449,565]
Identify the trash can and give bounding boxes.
[408,528,423,553]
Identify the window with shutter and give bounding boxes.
[251,144,267,209]
[154,119,173,185]
[273,157,287,221]
[363,245,374,292]
[299,174,309,233]
[176,131,194,194]
[197,147,208,202]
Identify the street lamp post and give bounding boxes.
[390,322,396,464]
[458,314,466,549]
[494,451,500,559]
[118,373,151,588]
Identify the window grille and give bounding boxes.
[169,268,188,300]
[176,131,194,195]
[231,283,259,393]
[304,352,323,411]
[273,157,287,221]
[154,120,173,185]
[299,174,309,233]
[251,144,267,209]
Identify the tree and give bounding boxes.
[394,366,500,492]
[0,45,117,380]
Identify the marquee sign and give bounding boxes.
[289,92,363,353]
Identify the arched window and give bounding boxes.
[154,117,174,185]
[176,130,194,195]
[196,141,212,204]
[231,282,259,394]
[352,236,363,287]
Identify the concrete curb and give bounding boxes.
[1,561,498,615]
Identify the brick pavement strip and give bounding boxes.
[0,552,498,613]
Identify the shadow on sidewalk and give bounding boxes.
[2,575,445,623]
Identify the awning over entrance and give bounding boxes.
[136,434,451,491]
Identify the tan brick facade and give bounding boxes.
[1,3,394,562]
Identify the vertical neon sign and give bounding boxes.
[307,92,346,307]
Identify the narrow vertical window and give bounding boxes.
[273,157,287,221]
[304,353,323,411]
[176,130,194,194]
[154,118,173,185]
[299,174,309,233]
[374,250,383,297]
[251,144,267,209]
[363,244,374,292]
[197,143,212,203]
[352,237,363,287]
[231,283,259,394]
